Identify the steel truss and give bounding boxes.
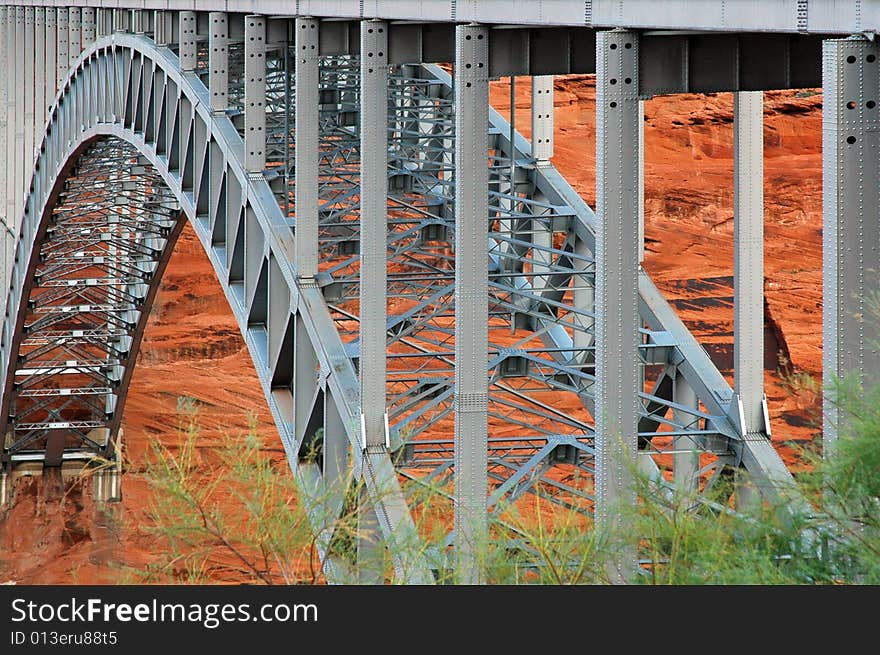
[0,8,832,582]
[2,140,182,466]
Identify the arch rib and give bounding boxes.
[0,34,433,584]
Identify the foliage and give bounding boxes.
[132,374,880,584]
[129,399,331,584]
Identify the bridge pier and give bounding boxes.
[595,29,641,581]
[454,23,490,584]
[822,37,880,453]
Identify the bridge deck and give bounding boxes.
[3,1,877,34]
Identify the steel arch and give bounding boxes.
[0,34,433,583]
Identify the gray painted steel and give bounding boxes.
[34,8,44,137]
[244,14,266,173]
[21,7,33,172]
[179,10,196,71]
[294,17,319,279]
[822,37,880,451]
[209,12,228,113]
[359,19,389,453]
[595,29,640,581]
[0,32,432,582]
[733,91,767,435]
[0,1,858,582]
[357,19,390,583]
[13,7,23,232]
[44,6,54,117]
[453,23,490,584]
[531,75,553,163]
[673,372,699,494]
[0,7,6,320]
[2,1,879,34]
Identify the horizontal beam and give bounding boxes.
[0,1,875,35]
[325,21,822,88]
[640,33,824,94]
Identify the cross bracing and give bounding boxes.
[0,3,875,583]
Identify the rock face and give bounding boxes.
[491,77,823,462]
[0,77,824,583]
[0,226,275,584]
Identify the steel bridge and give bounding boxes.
[0,1,876,583]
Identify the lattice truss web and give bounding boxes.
[236,49,738,527]
[0,30,745,544]
[3,141,181,467]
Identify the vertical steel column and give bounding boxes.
[359,20,389,453]
[822,37,880,451]
[68,7,81,69]
[357,19,389,584]
[65,7,79,148]
[0,6,6,314]
[595,30,640,581]
[454,23,489,585]
[34,8,45,137]
[531,75,554,164]
[179,11,197,73]
[294,17,319,279]
[209,12,229,113]
[56,6,68,86]
[0,471,7,509]
[95,8,107,38]
[130,9,145,35]
[673,371,699,494]
[733,91,766,442]
[244,15,266,174]
[44,8,55,118]
[154,11,172,47]
[112,8,130,34]
[13,7,24,219]
[4,8,16,270]
[24,6,34,170]
[82,7,96,48]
